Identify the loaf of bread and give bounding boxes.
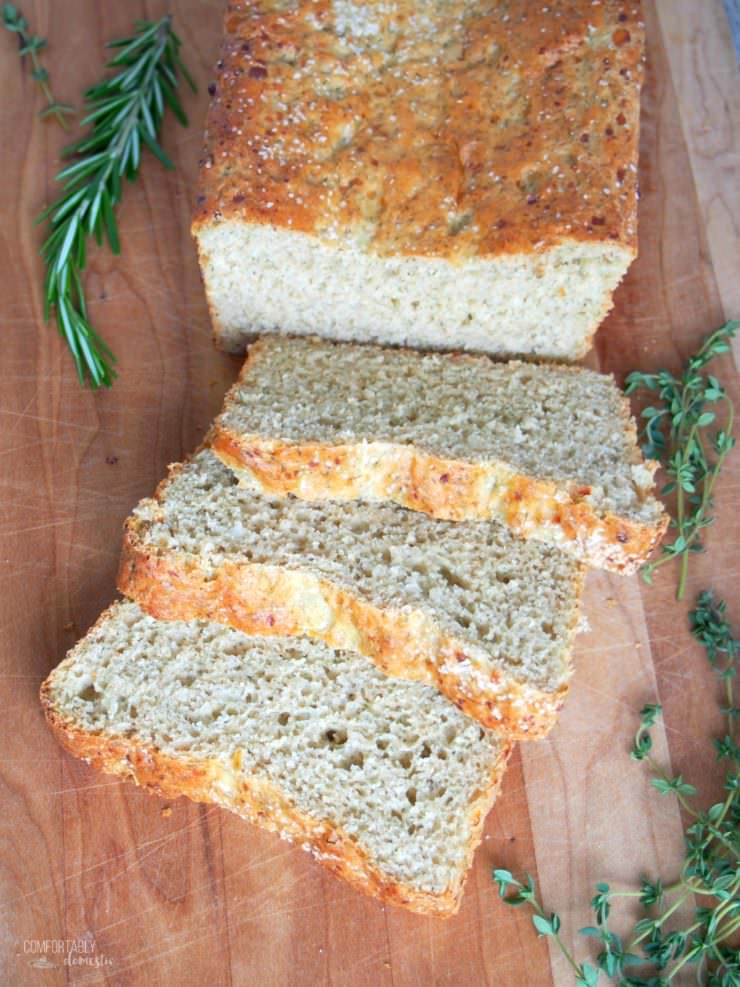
[41,601,512,916]
[192,0,644,359]
[118,450,585,738]
[212,336,666,572]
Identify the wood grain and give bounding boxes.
[1,2,738,985]
[656,0,740,361]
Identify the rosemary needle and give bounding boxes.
[37,16,196,388]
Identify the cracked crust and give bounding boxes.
[117,485,585,740]
[41,636,513,918]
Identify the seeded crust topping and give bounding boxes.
[193,0,644,258]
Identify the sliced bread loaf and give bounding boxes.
[193,0,644,360]
[211,336,667,573]
[118,450,584,738]
[42,601,512,917]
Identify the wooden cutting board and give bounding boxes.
[1,2,738,984]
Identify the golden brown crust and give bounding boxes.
[117,516,584,740]
[213,425,665,574]
[41,664,513,918]
[192,0,644,260]
[209,337,668,574]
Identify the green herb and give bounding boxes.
[625,321,738,600]
[2,3,74,129]
[37,16,195,388]
[494,591,739,985]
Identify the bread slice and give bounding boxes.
[211,336,667,573]
[192,0,644,359]
[118,450,585,739]
[41,601,512,917]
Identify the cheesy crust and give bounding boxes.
[193,0,644,259]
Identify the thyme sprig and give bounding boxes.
[37,16,195,388]
[494,591,740,986]
[2,3,74,129]
[625,321,738,600]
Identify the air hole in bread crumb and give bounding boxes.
[277,712,289,725]
[421,743,431,758]
[376,738,389,751]
[79,684,101,702]
[399,753,412,769]
[325,727,347,746]
[439,565,470,591]
[341,751,364,770]
[406,787,417,805]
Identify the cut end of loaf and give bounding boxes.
[194,224,633,359]
[193,0,644,359]
[41,601,512,915]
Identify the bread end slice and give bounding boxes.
[43,701,497,916]
[41,603,513,917]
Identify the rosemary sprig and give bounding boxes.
[493,591,740,986]
[37,16,195,388]
[625,321,738,600]
[2,3,74,129]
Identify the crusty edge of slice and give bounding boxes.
[212,425,666,574]
[40,615,513,918]
[117,503,584,739]
[210,340,667,575]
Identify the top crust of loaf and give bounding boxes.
[192,0,644,260]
